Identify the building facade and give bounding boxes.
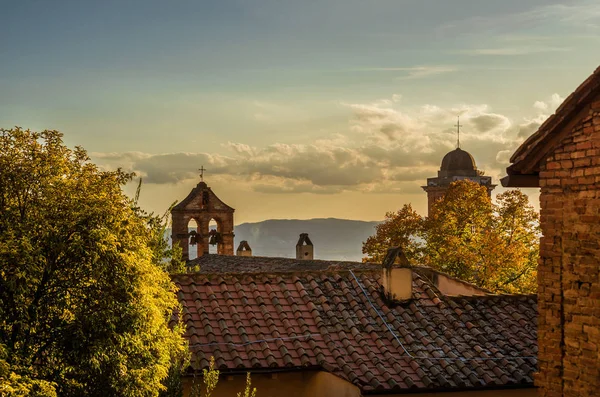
[503,65,600,396]
[171,181,235,260]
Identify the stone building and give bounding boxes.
[502,65,600,396]
[171,180,235,260]
[422,148,495,215]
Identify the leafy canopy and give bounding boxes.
[363,180,539,293]
[361,204,423,264]
[0,127,186,396]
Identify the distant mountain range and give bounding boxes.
[233,218,380,261]
[168,218,380,262]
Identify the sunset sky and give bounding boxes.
[2,0,599,223]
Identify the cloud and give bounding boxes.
[438,1,600,37]
[461,46,570,56]
[352,66,457,79]
[533,93,564,113]
[516,117,545,139]
[470,113,511,133]
[92,152,231,184]
[397,66,458,80]
[92,94,558,194]
[251,178,343,195]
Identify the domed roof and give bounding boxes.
[440,148,477,172]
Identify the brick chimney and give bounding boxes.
[381,247,412,301]
[296,233,313,260]
[236,240,252,257]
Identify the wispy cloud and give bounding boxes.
[439,0,600,35]
[460,46,570,56]
[397,66,458,79]
[351,66,458,79]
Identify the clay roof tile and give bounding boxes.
[172,256,537,393]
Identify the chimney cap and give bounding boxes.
[383,246,409,269]
[296,233,313,247]
[237,240,252,251]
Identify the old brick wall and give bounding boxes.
[536,100,600,396]
[171,182,235,260]
[424,186,447,216]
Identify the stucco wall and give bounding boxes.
[536,93,600,396]
[182,371,536,397]
[183,371,360,397]
[384,388,537,397]
[382,267,412,300]
[434,273,488,296]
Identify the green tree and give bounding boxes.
[0,128,186,396]
[131,179,186,275]
[0,343,57,397]
[362,204,424,264]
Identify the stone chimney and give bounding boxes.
[381,247,412,301]
[236,241,252,257]
[296,233,314,260]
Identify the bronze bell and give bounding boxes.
[189,231,198,246]
[208,229,221,246]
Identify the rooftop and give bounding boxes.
[174,255,537,393]
[506,64,600,179]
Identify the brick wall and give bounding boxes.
[536,99,600,396]
[425,186,447,215]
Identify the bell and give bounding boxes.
[189,231,198,245]
[208,229,221,246]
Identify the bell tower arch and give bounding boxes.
[171,179,235,261]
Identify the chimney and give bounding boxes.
[381,247,412,301]
[296,233,314,260]
[236,240,252,257]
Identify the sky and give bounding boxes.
[2,0,599,223]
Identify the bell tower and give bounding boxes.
[171,171,235,260]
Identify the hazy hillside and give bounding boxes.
[233,218,379,261]
[167,218,380,261]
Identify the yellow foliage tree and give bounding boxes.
[362,204,423,264]
[363,180,539,294]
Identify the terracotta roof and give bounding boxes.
[188,254,377,274]
[172,182,234,212]
[174,257,537,393]
[507,65,600,175]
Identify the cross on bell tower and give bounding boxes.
[198,166,207,181]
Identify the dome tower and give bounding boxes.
[421,121,495,215]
